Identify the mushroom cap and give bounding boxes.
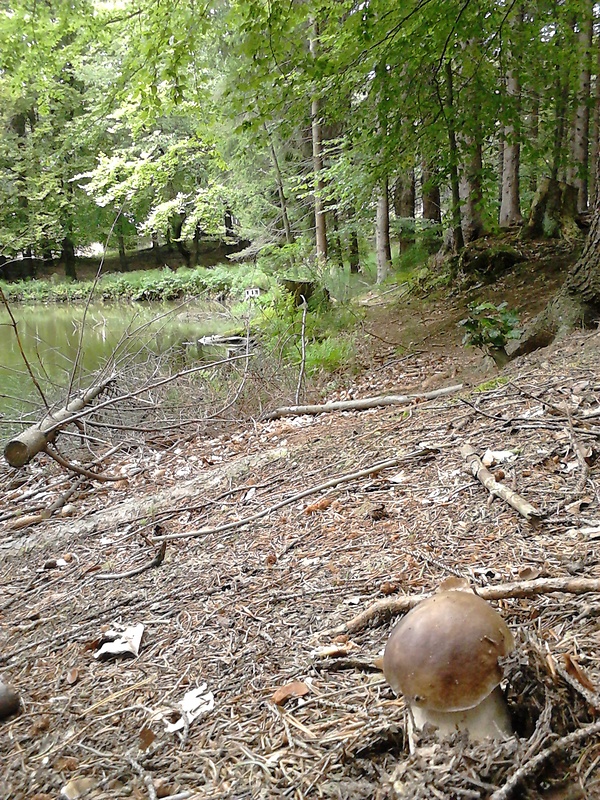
[383,590,514,713]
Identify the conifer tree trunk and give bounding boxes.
[309,22,327,265]
[590,38,600,204]
[445,60,464,252]
[568,2,593,212]
[499,67,523,226]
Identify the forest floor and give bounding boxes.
[2,238,600,800]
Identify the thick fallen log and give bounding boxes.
[263,384,464,420]
[4,375,115,468]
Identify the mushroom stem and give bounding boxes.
[408,686,512,750]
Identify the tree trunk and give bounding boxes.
[329,207,344,269]
[421,164,441,222]
[522,176,579,240]
[529,92,540,193]
[393,169,416,253]
[375,178,391,283]
[265,125,294,244]
[445,60,464,252]
[590,36,600,205]
[499,66,523,227]
[117,234,127,271]
[309,22,327,265]
[171,213,190,268]
[551,67,569,182]
[348,207,360,274]
[568,2,593,212]
[510,158,600,357]
[61,235,77,281]
[459,141,485,243]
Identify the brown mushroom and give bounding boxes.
[383,588,514,747]
[0,681,20,720]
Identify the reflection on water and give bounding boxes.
[0,301,232,423]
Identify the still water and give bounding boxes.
[0,301,232,424]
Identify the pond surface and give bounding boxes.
[0,300,233,424]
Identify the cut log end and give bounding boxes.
[4,430,48,468]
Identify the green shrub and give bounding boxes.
[458,301,521,351]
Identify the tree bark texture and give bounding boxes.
[459,141,485,243]
[590,36,600,204]
[375,177,391,283]
[522,176,579,240]
[568,2,593,212]
[444,60,464,252]
[393,169,415,253]
[499,68,523,226]
[309,23,327,265]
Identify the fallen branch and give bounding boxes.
[489,719,600,800]
[94,542,167,581]
[153,448,437,542]
[262,384,464,420]
[319,576,600,638]
[461,443,540,521]
[4,374,116,467]
[43,445,121,482]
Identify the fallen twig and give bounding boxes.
[262,384,464,420]
[43,445,121,482]
[319,576,600,638]
[95,542,167,581]
[461,443,540,521]
[489,719,600,800]
[153,448,437,542]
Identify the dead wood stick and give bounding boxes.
[153,448,436,542]
[262,384,464,420]
[43,445,121,482]
[489,719,600,800]
[461,443,540,521]
[94,542,167,581]
[4,374,116,467]
[319,576,600,638]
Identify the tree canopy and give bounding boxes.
[0,0,597,280]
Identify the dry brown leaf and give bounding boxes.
[53,756,79,772]
[380,581,398,596]
[563,654,597,692]
[304,497,334,514]
[139,726,156,751]
[10,514,43,530]
[271,681,310,706]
